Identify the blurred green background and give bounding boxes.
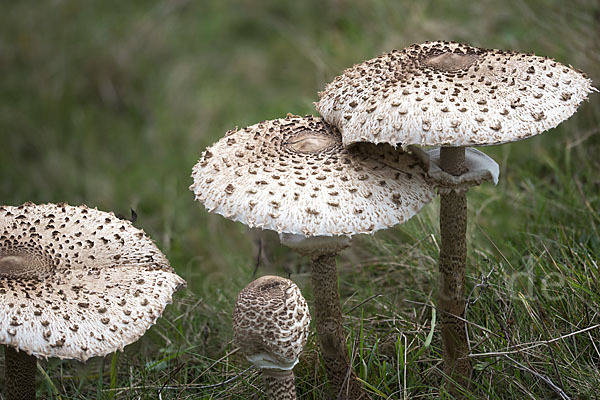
[1,0,599,398]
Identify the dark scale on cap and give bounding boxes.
[190,116,435,237]
[0,203,186,361]
[317,40,594,148]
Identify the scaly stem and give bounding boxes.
[439,146,471,393]
[4,345,37,400]
[311,253,365,400]
[263,369,296,400]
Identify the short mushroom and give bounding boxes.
[316,40,596,389]
[190,115,435,399]
[0,202,186,400]
[232,275,310,400]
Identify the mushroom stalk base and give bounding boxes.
[4,346,37,400]
[311,253,365,400]
[263,369,297,400]
[438,146,471,392]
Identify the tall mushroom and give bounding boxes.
[316,40,596,390]
[190,115,435,399]
[0,202,186,400]
[232,275,310,400]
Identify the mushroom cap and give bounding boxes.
[316,40,595,148]
[0,203,186,362]
[232,275,310,371]
[189,115,435,237]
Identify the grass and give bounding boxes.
[1,0,599,398]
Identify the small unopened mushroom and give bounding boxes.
[316,40,596,390]
[232,275,310,400]
[0,203,186,400]
[191,115,435,399]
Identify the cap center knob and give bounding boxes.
[285,131,336,153]
[0,252,52,279]
[423,52,477,71]
[0,255,29,276]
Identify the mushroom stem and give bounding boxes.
[263,369,297,400]
[310,252,365,400]
[4,345,37,400]
[438,146,471,391]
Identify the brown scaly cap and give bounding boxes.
[232,275,310,371]
[317,40,595,147]
[0,202,186,362]
[189,115,435,237]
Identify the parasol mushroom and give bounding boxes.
[316,40,596,390]
[190,115,435,399]
[0,202,186,400]
[232,275,310,400]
